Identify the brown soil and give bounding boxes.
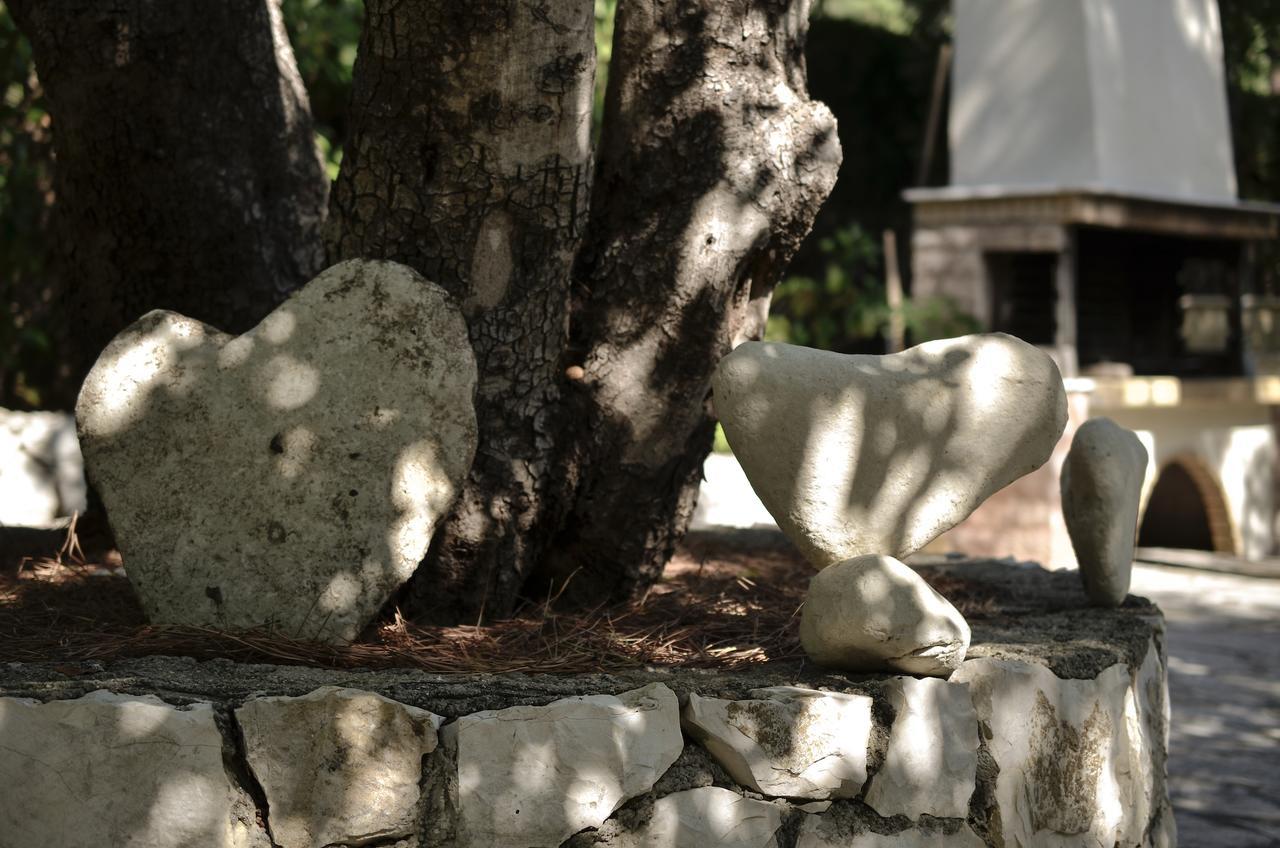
[0,525,1002,674]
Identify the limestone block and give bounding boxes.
[796,816,985,847]
[607,787,784,848]
[865,677,978,819]
[76,259,478,643]
[681,686,873,799]
[953,656,1152,847]
[1117,639,1171,847]
[236,686,443,848]
[0,690,259,848]
[442,682,684,848]
[711,334,1066,566]
[0,408,86,525]
[1061,417,1149,606]
[799,555,971,677]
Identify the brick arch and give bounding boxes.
[1138,453,1237,555]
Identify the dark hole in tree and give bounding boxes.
[1137,463,1215,551]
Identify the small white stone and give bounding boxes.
[75,259,478,643]
[953,657,1138,847]
[711,334,1066,566]
[236,686,442,848]
[609,787,784,848]
[799,555,970,677]
[1061,417,1149,606]
[681,686,873,799]
[0,691,256,848]
[865,677,978,819]
[442,682,683,848]
[0,408,86,525]
[796,816,985,847]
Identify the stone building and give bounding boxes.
[909,0,1280,564]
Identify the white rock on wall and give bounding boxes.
[865,677,978,819]
[681,686,873,799]
[75,259,478,643]
[1061,417,1149,606]
[607,787,784,848]
[799,555,971,677]
[0,690,259,848]
[711,334,1066,566]
[441,682,684,848]
[796,816,986,847]
[1117,639,1172,847]
[0,408,86,525]
[952,654,1154,847]
[236,686,443,848]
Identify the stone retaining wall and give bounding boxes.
[0,563,1175,848]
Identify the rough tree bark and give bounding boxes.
[543,0,842,603]
[326,0,596,622]
[9,0,329,389]
[333,0,838,620]
[16,0,838,622]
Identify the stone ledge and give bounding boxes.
[0,561,1174,848]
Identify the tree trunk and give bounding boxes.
[327,0,596,622]
[541,0,841,602]
[9,0,328,389]
[333,0,837,621]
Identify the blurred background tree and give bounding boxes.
[1,0,1278,406]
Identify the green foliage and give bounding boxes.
[0,7,55,408]
[280,0,363,179]
[767,224,980,352]
[594,0,617,134]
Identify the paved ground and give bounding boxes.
[695,454,1280,846]
[1130,563,1280,847]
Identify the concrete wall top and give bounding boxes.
[951,0,1237,202]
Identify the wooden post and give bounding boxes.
[917,43,953,187]
[884,229,906,353]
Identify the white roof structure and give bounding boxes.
[950,0,1238,202]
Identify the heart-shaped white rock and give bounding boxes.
[712,334,1066,566]
[1061,417,1149,606]
[76,260,478,643]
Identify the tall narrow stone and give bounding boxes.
[1061,417,1149,606]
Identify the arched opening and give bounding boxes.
[1137,456,1236,553]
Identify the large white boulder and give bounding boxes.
[75,259,478,643]
[681,686,873,799]
[711,335,1066,566]
[865,677,978,819]
[799,555,970,677]
[1061,417,1149,606]
[236,686,443,848]
[0,691,260,848]
[440,682,684,848]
